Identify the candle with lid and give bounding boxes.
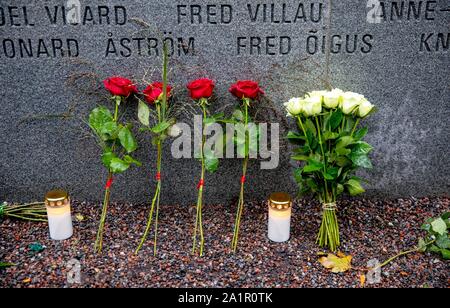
[268,192,292,243]
[45,190,73,240]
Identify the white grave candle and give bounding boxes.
[268,192,292,243]
[45,190,73,241]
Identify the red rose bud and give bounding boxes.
[187,78,215,100]
[143,82,172,104]
[229,80,264,100]
[103,77,138,97]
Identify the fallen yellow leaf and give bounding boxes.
[360,274,366,287]
[75,213,85,222]
[22,278,31,283]
[319,253,352,273]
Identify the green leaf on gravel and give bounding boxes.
[0,262,16,268]
[436,235,450,249]
[431,218,447,236]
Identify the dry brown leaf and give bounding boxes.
[319,253,352,273]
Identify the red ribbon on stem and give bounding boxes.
[105,177,114,189]
[156,172,161,181]
[197,179,205,190]
[241,176,246,184]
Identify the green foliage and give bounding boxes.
[288,109,374,203]
[89,100,140,174]
[419,212,450,260]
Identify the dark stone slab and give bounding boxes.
[0,0,449,204]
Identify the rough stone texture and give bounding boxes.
[0,0,449,203]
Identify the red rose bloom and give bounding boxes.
[187,78,215,100]
[229,80,264,100]
[103,77,138,97]
[143,82,172,104]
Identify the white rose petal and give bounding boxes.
[323,89,344,109]
[358,99,375,118]
[284,98,304,116]
[303,96,322,117]
[341,92,365,115]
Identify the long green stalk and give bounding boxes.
[94,97,120,254]
[231,101,249,253]
[193,104,207,256]
[135,141,162,256]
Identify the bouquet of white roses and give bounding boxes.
[286,89,376,251]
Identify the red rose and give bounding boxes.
[229,80,264,100]
[143,82,172,104]
[187,78,215,100]
[103,77,138,97]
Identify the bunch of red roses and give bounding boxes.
[186,78,265,254]
[93,75,263,255]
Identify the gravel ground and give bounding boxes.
[0,197,449,288]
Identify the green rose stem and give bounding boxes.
[135,103,164,257]
[314,115,340,252]
[136,43,169,256]
[192,99,208,256]
[94,96,121,254]
[231,98,250,253]
[0,202,47,222]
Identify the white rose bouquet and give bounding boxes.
[285,89,376,251]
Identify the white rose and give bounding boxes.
[341,92,365,115]
[284,98,304,116]
[323,89,343,109]
[303,96,322,117]
[168,124,182,137]
[358,99,375,118]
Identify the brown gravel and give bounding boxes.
[0,197,449,288]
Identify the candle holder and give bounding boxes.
[268,192,292,243]
[45,190,73,241]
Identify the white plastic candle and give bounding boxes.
[45,190,73,240]
[268,192,292,243]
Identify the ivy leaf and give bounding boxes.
[345,179,365,196]
[329,109,344,130]
[323,131,339,141]
[287,131,305,141]
[303,159,324,173]
[441,249,450,260]
[436,234,450,249]
[100,121,119,140]
[110,157,130,173]
[351,142,373,155]
[138,100,150,126]
[101,150,117,169]
[305,118,317,137]
[418,238,428,252]
[118,127,137,153]
[89,106,114,138]
[319,253,352,273]
[204,149,219,173]
[349,153,373,169]
[354,127,368,141]
[123,155,142,167]
[291,155,309,161]
[151,121,172,134]
[336,136,354,149]
[431,218,447,236]
[324,167,339,180]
